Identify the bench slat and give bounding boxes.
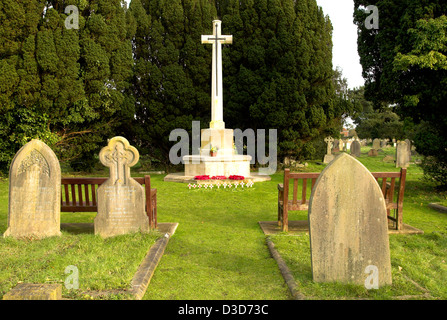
[61,205,98,212]
[288,173,320,179]
[78,184,83,206]
[389,178,396,203]
[381,178,387,197]
[71,184,76,206]
[64,184,69,206]
[302,178,307,205]
[372,172,401,178]
[91,184,96,206]
[311,178,316,192]
[292,179,298,205]
[84,184,90,206]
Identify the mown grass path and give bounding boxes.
[142,174,291,300]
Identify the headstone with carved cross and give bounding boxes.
[323,136,335,164]
[94,137,149,238]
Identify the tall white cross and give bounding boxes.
[202,20,232,130]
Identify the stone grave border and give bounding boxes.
[130,223,178,299]
[428,203,447,214]
[265,234,434,300]
[2,223,178,300]
[78,222,178,300]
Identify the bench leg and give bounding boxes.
[397,207,403,231]
[278,203,282,227]
[153,195,157,229]
[282,207,288,233]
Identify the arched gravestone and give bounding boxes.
[94,137,149,238]
[350,140,361,157]
[372,138,380,150]
[404,139,412,161]
[308,153,392,287]
[396,141,410,168]
[4,140,61,239]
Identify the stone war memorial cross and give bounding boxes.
[95,137,150,238]
[182,20,252,178]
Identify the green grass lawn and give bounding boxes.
[0,147,446,300]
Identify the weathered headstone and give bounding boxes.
[372,138,380,150]
[382,155,394,163]
[404,139,412,161]
[396,141,410,168]
[308,153,392,287]
[4,139,61,239]
[323,136,335,164]
[94,137,149,238]
[368,149,378,157]
[350,140,361,157]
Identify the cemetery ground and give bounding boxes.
[0,146,446,300]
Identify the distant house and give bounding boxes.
[340,128,349,137]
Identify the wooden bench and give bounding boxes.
[61,175,157,229]
[278,168,407,232]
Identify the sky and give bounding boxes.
[123,0,364,89]
[316,0,365,89]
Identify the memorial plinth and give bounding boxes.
[183,154,252,177]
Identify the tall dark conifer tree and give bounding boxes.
[0,0,134,171]
[354,0,447,186]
